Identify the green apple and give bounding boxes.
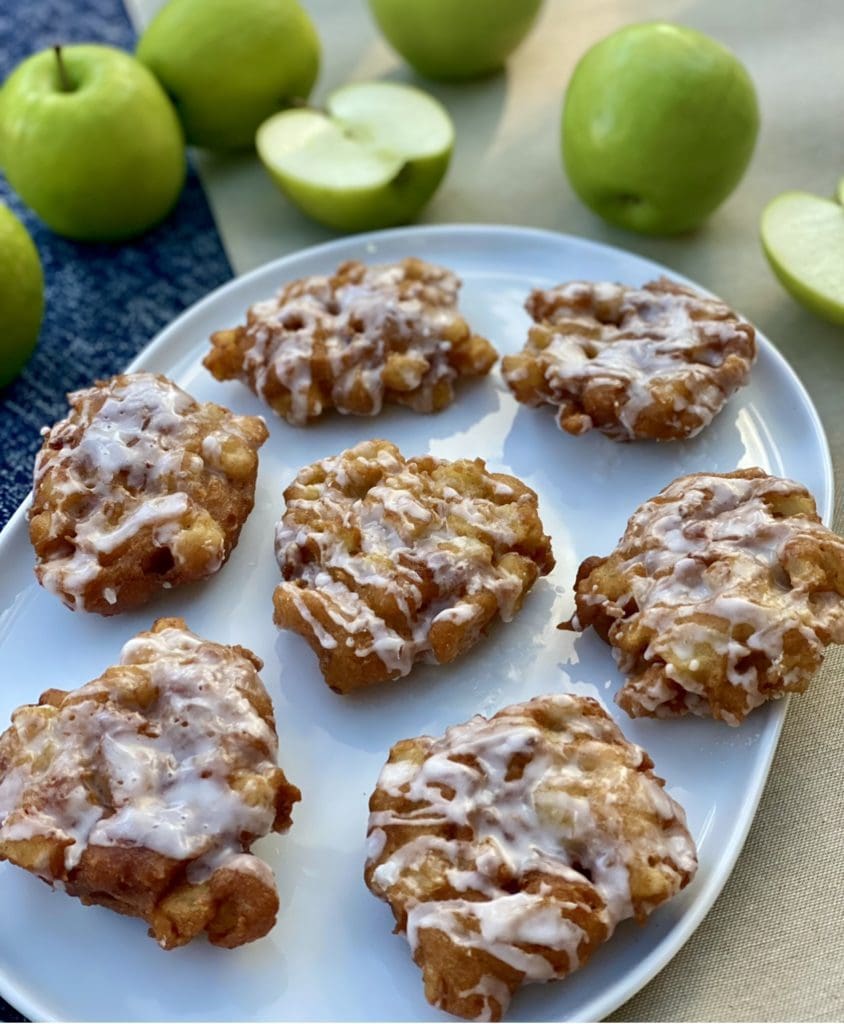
[761,190,844,326]
[368,0,543,81]
[0,45,184,242]
[257,81,454,232]
[0,204,44,388]
[138,0,320,150]
[562,22,759,235]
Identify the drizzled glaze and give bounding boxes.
[572,469,844,725]
[366,694,697,1021]
[204,258,497,425]
[273,440,554,692]
[0,620,296,892]
[29,373,267,613]
[502,277,756,441]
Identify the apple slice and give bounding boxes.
[761,190,844,325]
[256,81,454,232]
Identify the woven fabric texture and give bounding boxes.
[0,0,232,526]
[0,3,230,1019]
[1,1,843,1021]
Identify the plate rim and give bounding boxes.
[0,223,833,1023]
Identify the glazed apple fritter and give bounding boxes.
[502,277,756,441]
[569,469,844,724]
[0,618,300,949]
[366,693,697,1022]
[29,372,268,615]
[204,258,497,424]
[273,439,555,692]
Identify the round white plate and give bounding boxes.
[0,225,833,1023]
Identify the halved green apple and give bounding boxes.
[256,81,454,232]
[761,190,844,326]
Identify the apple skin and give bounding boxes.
[0,203,44,388]
[0,46,185,242]
[562,22,759,235]
[761,191,844,326]
[138,0,320,151]
[257,82,454,233]
[368,0,543,81]
[262,142,452,233]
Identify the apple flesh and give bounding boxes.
[761,190,844,326]
[562,22,759,235]
[138,0,320,151]
[0,204,43,388]
[257,82,454,232]
[368,0,543,81]
[0,45,185,242]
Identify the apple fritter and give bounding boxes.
[365,694,697,1022]
[29,372,268,615]
[502,277,756,441]
[0,618,300,949]
[273,439,554,692]
[569,469,844,724]
[204,257,497,424]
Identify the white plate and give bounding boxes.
[0,225,833,1023]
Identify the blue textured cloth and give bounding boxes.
[0,2,231,1020]
[0,0,233,529]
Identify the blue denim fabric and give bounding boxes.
[0,0,232,530]
[0,3,231,1020]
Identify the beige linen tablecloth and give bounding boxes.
[127,0,844,1018]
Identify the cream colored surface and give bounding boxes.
[127,1,844,1018]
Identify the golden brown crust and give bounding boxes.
[29,373,268,615]
[365,694,697,1021]
[273,439,554,693]
[204,258,497,424]
[0,618,300,949]
[570,469,844,724]
[502,277,756,441]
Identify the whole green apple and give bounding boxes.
[761,189,844,326]
[257,81,454,232]
[138,0,320,150]
[0,203,44,388]
[562,22,759,235]
[0,45,185,242]
[368,0,543,81]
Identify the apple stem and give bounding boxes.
[53,45,72,93]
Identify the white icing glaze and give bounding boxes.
[459,975,513,1023]
[224,259,493,424]
[579,471,844,723]
[274,440,551,680]
[94,493,190,555]
[0,622,285,883]
[432,602,478,627]
[366,694,697,1020]
[31,373,263,610]
[503,278,755,441]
